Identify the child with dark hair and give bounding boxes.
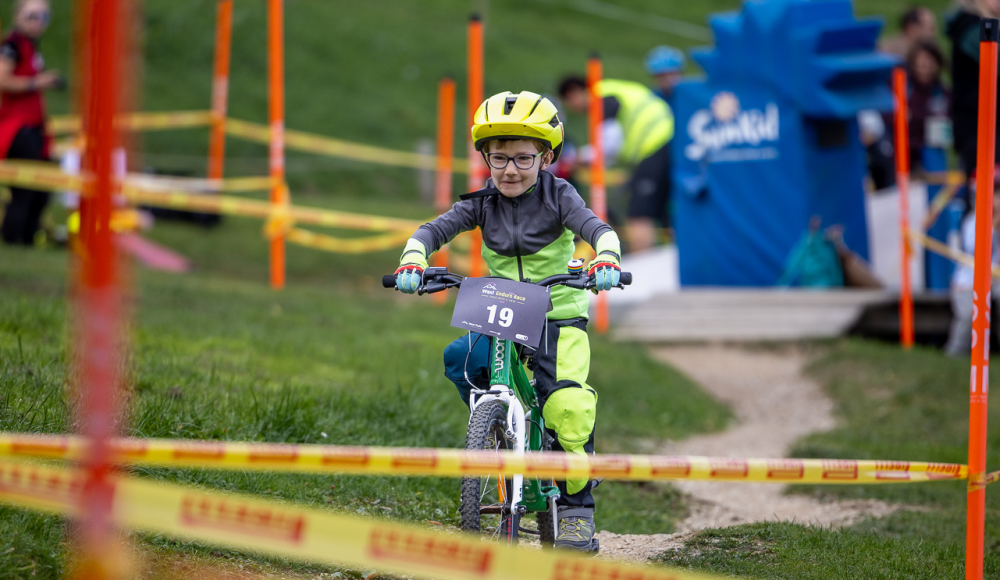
[906,40,951,172]
[880,5,937,57]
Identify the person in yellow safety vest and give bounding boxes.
[558,76,674,252]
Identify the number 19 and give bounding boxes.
[486,305,514,328]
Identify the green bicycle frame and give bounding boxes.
[487,335,560,512]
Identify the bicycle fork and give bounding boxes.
[469,337,525,522]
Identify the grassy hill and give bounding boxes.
[16,0,956,217]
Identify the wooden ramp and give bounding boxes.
[612,289,897,342]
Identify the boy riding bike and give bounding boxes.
[394,91,622,552]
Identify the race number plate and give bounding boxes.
[451,277,550,348]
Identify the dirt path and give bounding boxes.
[596,345,895,563]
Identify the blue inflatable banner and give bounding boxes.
[672,0,897,286]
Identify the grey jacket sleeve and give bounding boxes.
[411,199,481,254]
[557,182,613,248]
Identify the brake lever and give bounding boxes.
[418,282,447,295]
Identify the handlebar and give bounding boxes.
[383,267,632,295]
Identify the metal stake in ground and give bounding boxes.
[966,17,998,580]
[892,67,914,348]
[207,0,232,183]
[433,77,455,304]
[466,13,485,277]
[74,0,128,577]
[587,54,609,334]
[268,0,286,290]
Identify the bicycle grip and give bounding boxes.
[382,274,397,288]
[620,272,632,285]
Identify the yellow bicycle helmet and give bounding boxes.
[471,91,564,162]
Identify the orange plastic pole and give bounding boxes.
[467,14,485,277]
[966,19,998,580]
[268,0,285,290]
[207,0,232,182]
[588,54,609,334]
[433,77,455,304]
[75,0,125,577]
[893,67,914,349]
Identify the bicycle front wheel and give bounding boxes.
[459,400,519,544]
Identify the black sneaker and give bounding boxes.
[554,507,598,552]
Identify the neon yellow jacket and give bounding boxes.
[597,79,675,165]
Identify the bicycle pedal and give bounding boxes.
[588,538,600,555]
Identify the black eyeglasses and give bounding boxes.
[24,11,50,24]
[485,151,542,170]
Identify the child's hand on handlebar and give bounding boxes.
[588,255,621,292]
[395,263,425,294]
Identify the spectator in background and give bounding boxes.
[945,188,1000,356]
[880,5,938,58]
[644,46,685,105]
[559,76,674,253]
[858,110,896,190]
[947,0,1000,180]
[906,40,952,173]
[0,0,61,246]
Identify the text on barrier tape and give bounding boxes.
[0,433,970,485]
[0,458,724,580]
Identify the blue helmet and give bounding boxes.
[645,46,685,75]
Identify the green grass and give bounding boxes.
[654,339,1000,579]
[0,224,728,575]
[656,522,974,580]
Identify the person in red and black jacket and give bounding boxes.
[0,0,62,246]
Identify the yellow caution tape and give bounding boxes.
[49,111,213,135]
[0,458,723,580]
[124,187,426,233]
[986,470,1000,486]
[922,180,962,231]
[0,161,426,234]
[50,110,473,175]
[923,170,966,186]
[907,228,1000,280]
[286,227,412,254]
[0,159,80,190]
[0,434,968,485]
[574,166,629,188]
[225,118,471,174]
[215,175,277,192]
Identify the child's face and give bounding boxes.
[912,50,939,85]
[485,140,553,198]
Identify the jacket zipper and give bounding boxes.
[512,198,524,281]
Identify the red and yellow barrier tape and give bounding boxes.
[0,457,721,580]
[0,433,970,485]
[49,110,472,173]
[224,118,471,173]
[907,228,1000,280]
[0,160,425,235]
[49,111,213,135]
[285,227,413,254]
